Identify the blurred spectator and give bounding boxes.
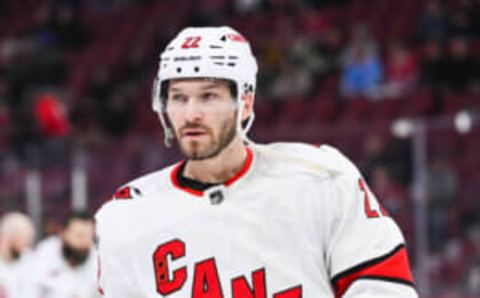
[314,27,344,78]
[370,165,407,214]
[234,0,266,15]
[87,69,133,138]
[443,37,478,91]
[47,5,89,50]
[32,92,72,167]
[289,35,325,85]
[420,40,446,89]
[362,133,390,181]
[380,40,418,98]
[0,212,36,298]
[448,10,474,39]
[426,158,458,252]
[32,211,99,298]
[466,0,480,38]
[340,24,382,99]
[417,0,449,41]
[2,37,67,106]
[89,67,114,105]
[464,222,480,296]
[437,239,466,292]
[257,35,283,95]
[264,14,315,101]
[34,93,70,138]
[362,134,412,186]
[98,87,133,138]
[269,61,313,100]
[299,7,332,42]
[466,266,480,296]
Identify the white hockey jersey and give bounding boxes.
[0,251,36,298]
[95,143,417,297]
[32,236,100,298]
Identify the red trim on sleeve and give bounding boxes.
[332,245,415,298]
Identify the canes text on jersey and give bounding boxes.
[153,239,302,297]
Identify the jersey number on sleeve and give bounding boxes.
[359,179,388,218]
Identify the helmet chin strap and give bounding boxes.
[237,99,255,145]
[243,111,255,144]
[158,113,174,147]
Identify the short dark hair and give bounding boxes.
[62,210,93,228]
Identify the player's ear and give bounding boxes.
[241,92,255,121]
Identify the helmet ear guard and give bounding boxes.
[152,77,174,147]
[151,26,258,147]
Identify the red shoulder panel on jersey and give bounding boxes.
[110,186,142,200]
[111,186,133,200]
[331,244,415,298]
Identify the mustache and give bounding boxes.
[179,123,211,134]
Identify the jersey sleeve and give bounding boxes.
[343,279,418,297]
[96,246,136,298]
[322,149,417,297]
[95,203,138,298]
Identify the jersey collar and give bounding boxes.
[170,147,254,197]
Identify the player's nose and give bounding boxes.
[183,100,204,122]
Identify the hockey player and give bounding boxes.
[0,212,35,298]
[95,26,418,297]
[32,211,100,298]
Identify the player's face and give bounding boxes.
[62,219,95,251]
[9,228,34,259]
[166,79,238,160]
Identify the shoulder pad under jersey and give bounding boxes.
[254,142,361,177]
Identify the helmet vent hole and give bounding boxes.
[194,66,200,72]
[176,67,182,73]
[227,63,236,67]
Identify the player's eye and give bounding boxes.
[202,92,218,101]
[170,94,188,103]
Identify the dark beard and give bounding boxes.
[10,248,21,261]
[181,117,237,161]
[62,243,90,267]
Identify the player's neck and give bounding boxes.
[183,137,247,184]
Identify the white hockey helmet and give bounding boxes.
[152,26,258,146]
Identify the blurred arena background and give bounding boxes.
[0,0,479,297]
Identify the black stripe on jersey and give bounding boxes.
[354,275,416,288]
[330,243,414,287]
[176,162,220,191]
